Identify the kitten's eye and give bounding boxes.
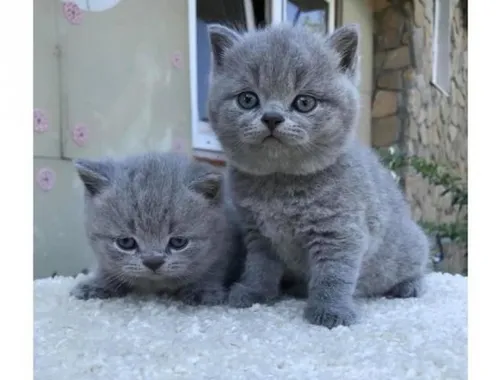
[292,95,317,113]
[115,237,138,252]
[168,237,189,251]
[237,92,259,110]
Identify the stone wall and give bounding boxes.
[371,0,413,149]
[371,0,468,274]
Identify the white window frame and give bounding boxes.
[431,0,452,96]
[188,0,336,153]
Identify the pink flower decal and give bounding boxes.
[63,2,84,25]
[172,51,183,69]
[172,138,187,153]
[72,123,89,147]
[34,108,49,133]
[36,168,56,191]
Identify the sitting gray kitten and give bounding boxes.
[206,23,429,328]
[70,152,244,306]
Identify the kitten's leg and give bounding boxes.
[384,220,428,299]
[228,227,284,308]
[176,251,236,306]
[385,277,423,298]
[70,270,131,300]
[176,281,228,306]
[302,220,367,329]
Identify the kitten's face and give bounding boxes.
[208,24,361,175]
[75,153,225,286]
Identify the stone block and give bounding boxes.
[430,124,440,144]
[385,46,411,69]
[382,7,406,30]
[377,72,403,90]
[403,68,415,86]
[414,1,426,27]
[418,124,429,145]
[451,107,460,125]
[409,117,419,140]
[457,89,466,107]
[408,88,421,116]
[430,104,439,125]
[371,115,400,147]
[448,124,458,142]
[375,51,386,69]
[372,90,398,118]
[423,0,433,22]
[376,31,402,51]
[373,0,390,13]
[440,101,451,124]
[411,28,424,71]
[407,139,415,155]
[417,108,426,125]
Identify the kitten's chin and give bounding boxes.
[228,152,337,176]
[228,135,355,176]
[261,135,286,146]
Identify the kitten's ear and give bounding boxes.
[189,171,223,202]
[208,24,242,69]
[326,24,360,82]
[74,159,113,197]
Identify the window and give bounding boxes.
[432,0,452,95]
[188,0,336,153]
[284,0,334,33]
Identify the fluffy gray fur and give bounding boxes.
[207,23,429,328]
[70,152,244,306]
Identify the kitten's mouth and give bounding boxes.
[263,135,281,143]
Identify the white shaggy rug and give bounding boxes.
[34,272,467,380]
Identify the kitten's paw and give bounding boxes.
[385,277,423,298]
[303,302,358,329]
[70,282,113,300]
[177,286,228,306]
[227,282,278,308]
[200,287,228,306]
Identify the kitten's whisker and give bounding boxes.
[102,271,131,288]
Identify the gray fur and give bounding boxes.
[70,152,244,306]
[207,23,429,328]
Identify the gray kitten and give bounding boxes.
[70,152,244,306]
[207,23,429,328]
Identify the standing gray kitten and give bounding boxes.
[207,23,429,328]
[70,152,244,306]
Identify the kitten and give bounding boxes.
[70,152,244,306]
[206,23,429,328]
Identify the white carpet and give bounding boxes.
[34,272,467,380]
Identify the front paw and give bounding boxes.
[227,282,278,308]
[70,279,128,300]
[177,286,228,306]
[303,302,358,329]
[70,282,112,300]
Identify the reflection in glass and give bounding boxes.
[196,1,249,121]
[286,0,328,34]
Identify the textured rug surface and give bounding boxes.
[34,272,467,380]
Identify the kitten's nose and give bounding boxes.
[261,111,285,131]
[142,256,165,271]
